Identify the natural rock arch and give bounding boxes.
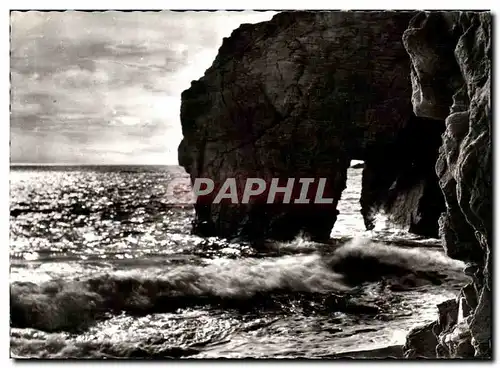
[179,11,445,243]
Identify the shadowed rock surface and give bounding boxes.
[402,11,491,358]
[178,11,445,242]
[177,10,491,359]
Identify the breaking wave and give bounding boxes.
[327,237,465,284]
[11,328,202,359]
[10,237,466,333]
[11,253,347,332]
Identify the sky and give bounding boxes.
[10,10,276,165]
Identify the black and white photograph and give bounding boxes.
[9,8,492,360]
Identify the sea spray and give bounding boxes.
[11,237,466,333]
[10,165,472,358]
[327,236,466,284]
[10,253,349,332]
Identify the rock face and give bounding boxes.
[402,11,492,358]
[178,9,491,360]
[179,11,445,242]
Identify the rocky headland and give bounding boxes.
[178,11,492,358]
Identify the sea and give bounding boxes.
[9,164,467,359]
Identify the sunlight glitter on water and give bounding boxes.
[9,165,464,358]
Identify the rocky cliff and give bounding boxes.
[178,11,492,358]
[402,11,492,358]
[179,11,445,243]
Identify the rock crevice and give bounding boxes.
[402,11,491,358]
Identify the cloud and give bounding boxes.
[10,10,276,164]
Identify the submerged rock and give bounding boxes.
[179,11,444,242]
[402,11,492,358]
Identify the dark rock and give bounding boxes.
[436,299,458,332]
[403,10,492,358]
[460,283,477,313]
[360,116,445,236]
[463,264,479,277]
[403,322,438,358]
[417,298,475,359]
[469,286,492,357]
[435,319,475,359]
[179,11,444,241]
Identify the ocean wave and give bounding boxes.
[10,254,348,332]
[10,238,466,333]
[11,309,239,359]
[327,237,465,284]
[11,330,201,359]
